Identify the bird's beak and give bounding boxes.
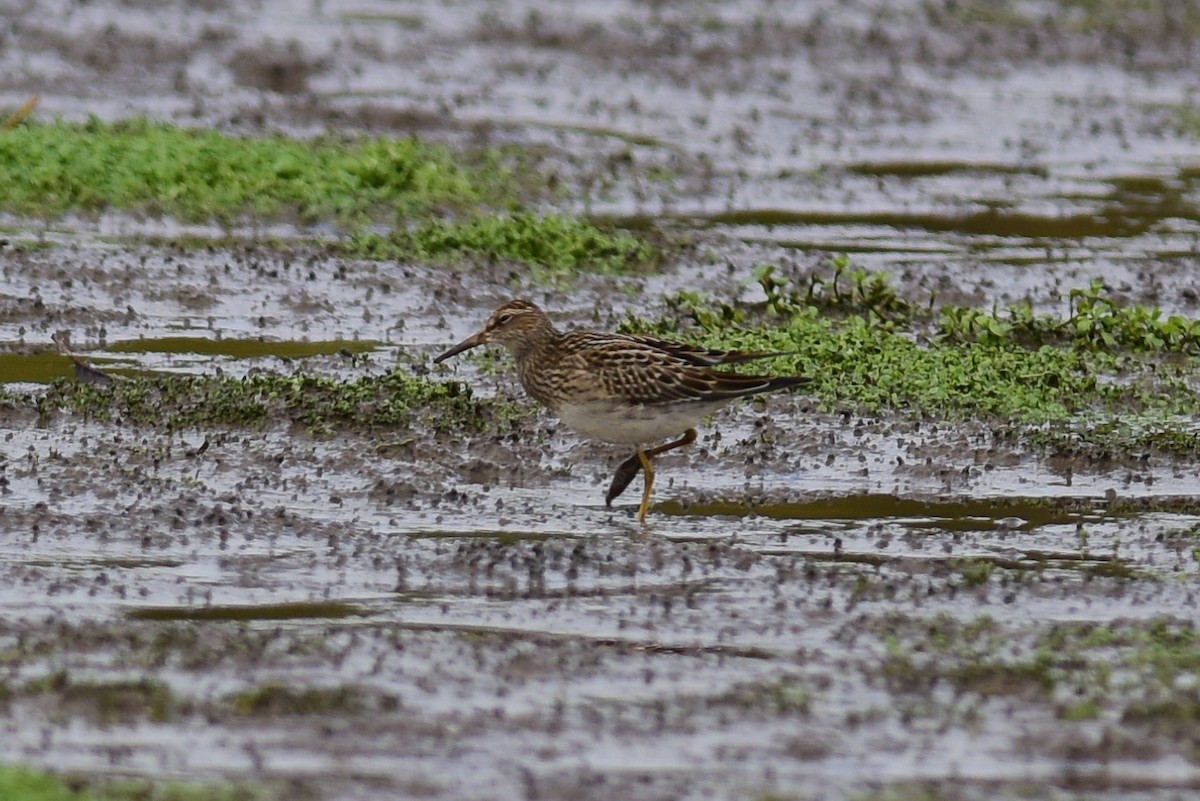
[433,329,488,364]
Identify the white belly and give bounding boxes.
[556,400,716,445]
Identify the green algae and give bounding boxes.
[935,0,1200,44]
[227,684,369,717]
[0,118,511,223]
[0,768,83,801]
[621,261,1200,457]
[344,210,657,274]
[1047,0,1200,37]
[756,260,1200,356]
[0,765,283,801]
[0,118,657,274]
[869,613,1200,737]
[939,280,1200,353]
[21,672,176,724]
[127,602,369,622]
[0,340,383,386]
[27,369,500,434]
[633,289,1159,423]
[712,679,812,717]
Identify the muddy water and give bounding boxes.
[4,1,1200,800]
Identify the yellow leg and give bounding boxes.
[613,429,699,522]
[637,449,655,524]
[607,429,699,507]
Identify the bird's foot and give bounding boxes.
[604,452,644,506]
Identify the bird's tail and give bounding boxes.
[709,372,811,400]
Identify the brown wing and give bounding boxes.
[561,334,806,407]
[617,332,795,366]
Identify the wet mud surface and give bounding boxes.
[4,1,1200,799]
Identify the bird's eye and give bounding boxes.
[496,312,514,326]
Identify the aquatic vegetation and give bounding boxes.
[933,0,1200,49]
[0,119,656,274]
[21,671,175,724]
[0,768,84,801]
[31,369,496,435]
[757,260,1200,354]
[344,211,657,274]
[127,602,367,622]
[0,765,282,801]
[875,614,1200,738]
[1054,0,1200,37]
[0,119,512,223]
[620,261,1200,458]
[710,679,811,717]
[227,684,369,717]
[755,258,923,321]
[939,280,1200,353]
[1173,103,1200,138]
[636,288,1110,423]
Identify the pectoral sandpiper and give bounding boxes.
[433,299,808,523]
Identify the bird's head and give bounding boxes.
[433,299,549,363]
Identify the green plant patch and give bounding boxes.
[226,684,368,717]
[1057,0,1200,36]
[21,671,176,725]
[28,369,504,435]
[872,614,1061,700]
[1175,104,1200,138]
[709,679,812,717]
[619,261,1200,457]
[868,614,1200,731]
[939,281,1200,352]
[344,211,658,274]
[756,261,1200,355]
[936,0,1200,41]
[0,118,516,224]
[0,766,84,801]
[0,765,282,801]
[753,259,926,321]
[0,118,659,274]
[629,290,1194,424]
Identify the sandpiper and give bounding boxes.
[433,299,808,523]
